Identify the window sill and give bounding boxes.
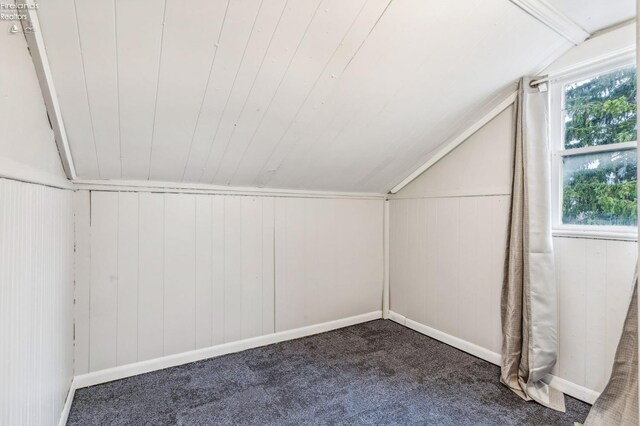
[552,228,638,242]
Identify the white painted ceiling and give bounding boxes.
[547,0,635,34]
[36,0,633,193]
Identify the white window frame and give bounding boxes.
[550,59,638,242]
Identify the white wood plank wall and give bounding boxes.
[390,196,508,353]
[553,237,636,392]
[75,191,383,373]
[275,198,384,331]
[390,199,637,394]
[0,179,74,426]
[388,106,638,396]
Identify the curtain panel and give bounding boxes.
[501,77,565,412]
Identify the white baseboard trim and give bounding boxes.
[388,311,501,365]
[387,310,600,405]
[58,381,76,426]
[544,374,599,405]
[73,311,382,390]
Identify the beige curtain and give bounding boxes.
[501,77,565,412]
[581,273,638,426]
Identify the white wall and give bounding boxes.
[0,179,74,426]
[0,19,74,426]
[74,191,383,374]
[275,198,384,331]
[553,237,636,392]
[389,105,637,400]
[0,17,66,182]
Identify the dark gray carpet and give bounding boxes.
[68,320,590,425]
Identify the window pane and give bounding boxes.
[564,67,637,149]
[563,149,637,226]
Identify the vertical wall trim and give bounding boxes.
[636,15,640,420]
[73,190,91,375]
[383,199,390,319]
[273,197,277,332]
[162,195,166,354]
[88,191,92,371]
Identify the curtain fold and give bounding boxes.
[501,77,565,412]
[581,272,638,426]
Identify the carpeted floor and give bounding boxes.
[68,320,590,425]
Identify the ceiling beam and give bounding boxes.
[509,0,590,45]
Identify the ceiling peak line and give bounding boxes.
[178,0,232,182]
[215,0,325,185]
[145,0,170,180]
[509,0,590,45]
[250,0,372,188]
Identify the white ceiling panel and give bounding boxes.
[116,0,165,180]
[74,0,121,179]
[180,0,289,183]
[38,0,590,192]
[546,0,635,34]
[36,0,99,177]
[146,0,230,181]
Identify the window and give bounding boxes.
[551,65,638,238]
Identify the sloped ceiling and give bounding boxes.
[35,0,631,193]
[546,0,635,34]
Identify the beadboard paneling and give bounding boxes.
[0,179,74,426]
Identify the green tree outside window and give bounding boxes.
[562,67,638,226]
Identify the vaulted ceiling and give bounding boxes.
[36,0,634,193]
